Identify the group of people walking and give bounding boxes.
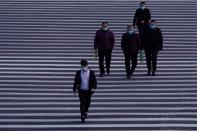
[73,1,163,122]
[94,1,163,78]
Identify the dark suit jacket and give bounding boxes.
[141,27,163,51]
[94,29,115,50]
[73,69,97,92]
[133,8,151,29]
[121,32,140,54]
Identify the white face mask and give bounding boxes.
[128,30,134,34]
[102,27,108,31]
[150,24,156,29]
[141,5,145,10]
[81,66,88,71]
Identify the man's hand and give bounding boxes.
[141,20,145,24]
[91,88,95,94]
[94,49,98,60]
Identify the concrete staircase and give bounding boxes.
[0,0,197,130]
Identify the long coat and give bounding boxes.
[133,8,151,29]
[94,29,115,50]
[141,27,163,51]
[121,32,140,54]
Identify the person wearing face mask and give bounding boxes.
[94,21,115,77]
[121,25,140,79]
[141,19,163,76]
[133,1,151,50]
[73,59,97,122]
[133,1,151,30]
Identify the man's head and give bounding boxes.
[80,59,88,71]
[149,19,157,29]
[127,25,134,34]
[101,21,109,31]
[140,1,146,10]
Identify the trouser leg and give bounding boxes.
[79,92,86,117]
[130,53,138,74]
[124,53,131,75]
[105,49,112,73]
[85,92,92,113]
[152,51,158,71]
[145,50,152,71]
[98,49,105,75]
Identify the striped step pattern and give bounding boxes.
[0,0,197,130]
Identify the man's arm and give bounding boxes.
[94,31,99,50]
[121,34,126,52]
[73,71,79,93]
[158,29,163,51]
[133,9,138,27]
[147,9,151,21]
[111,31,115,50]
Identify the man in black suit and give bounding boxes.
[133,1,151,45]
[133,1,151,30]
[121,25,140,78]
[73,59,97,122]
[141,19,163,76]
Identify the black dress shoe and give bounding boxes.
[107,70,110,75]
[130,70,134,76]
[100,73,105,77]
[81,116,85,122]
[147,70,151,75]
[126,74,131,79]
[152,70,156,76]
[84,112,88,118]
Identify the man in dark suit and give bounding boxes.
[121,25,140,78]
[133,1,151,45]
[73,59,97,122]
[141,19,163,76]
[133,1,151,30]
[94,21,115,77]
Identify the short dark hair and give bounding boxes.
[150,19,156,23]
[140,1,146,5]
[102,21,108,26]
[127,25,132,28]
[80,59,88,66]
